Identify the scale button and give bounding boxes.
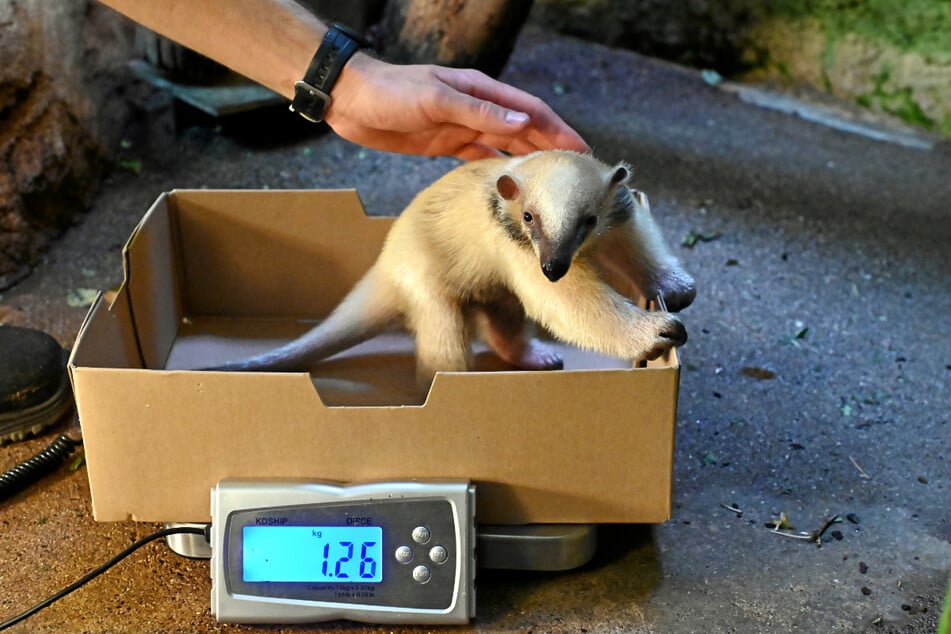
[394,545,414,564]
[412,525,431,544]
[412,565,431,584]
[429,545,448,564]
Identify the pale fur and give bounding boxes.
[210,151,696,388]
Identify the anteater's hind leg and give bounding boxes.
[408,296,470,391]
[471,294,563,371]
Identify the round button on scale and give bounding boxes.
[412,565,431,584]
[411,525,431,544]
[394,545,414,564]
[429,545,448,564]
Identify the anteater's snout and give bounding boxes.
[542,258,570,282]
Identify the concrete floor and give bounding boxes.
[1,26,949,633]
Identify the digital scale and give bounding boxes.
[167,480,598,625]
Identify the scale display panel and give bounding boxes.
[209,480,475,625]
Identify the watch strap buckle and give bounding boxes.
[290,81,331,123]
[290,23,365,123]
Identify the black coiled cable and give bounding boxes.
[0,434,82,501]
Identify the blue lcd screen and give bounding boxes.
[243,526,383,583]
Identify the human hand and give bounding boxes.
[326,53,591,161]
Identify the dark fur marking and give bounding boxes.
[606,187,635,229]
[489,194,531,248]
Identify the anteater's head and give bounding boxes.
[491,151,632,282]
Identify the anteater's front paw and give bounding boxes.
[640,313,688,361]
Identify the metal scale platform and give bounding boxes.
[168,520,598,572]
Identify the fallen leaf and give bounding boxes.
[862,390,889,405]
[119,159,142,174]
[682,230,722,248]
[67,288,98,308]
[740,366,776,380]
[767,512,795,531]
[784,326,810,347]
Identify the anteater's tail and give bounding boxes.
[207,266,399,372]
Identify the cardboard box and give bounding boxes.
[68,189,680,525]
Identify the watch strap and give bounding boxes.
[290,24,366,123]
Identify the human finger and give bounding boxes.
[433,67,590,153]
[468,132,541,156]
[423,82,533,138]
[454,143,506,161]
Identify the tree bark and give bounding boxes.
[376,0,534,77]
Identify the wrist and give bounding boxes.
[324,52,376,121]
[289,23,367,123]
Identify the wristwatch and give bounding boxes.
[290,23,367,123]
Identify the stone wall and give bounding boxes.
[531,0,951,137]
[744,5,951,137]
[531,0,762,73]
[0,1,136,289]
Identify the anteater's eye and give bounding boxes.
[584,216,597,227]
[523,211,534,224]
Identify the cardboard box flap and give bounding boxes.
[69,291,143,370]
[170,189,392,318]
[121,193,183,370]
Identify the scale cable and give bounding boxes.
[0,524,210,631]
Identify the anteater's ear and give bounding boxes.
[497,174,521,201]
[610,164,631,186]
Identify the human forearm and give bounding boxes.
[98,0,590,159]
[98,0,322,98]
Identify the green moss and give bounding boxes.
[940,570,951,634]
[940,114,951,137]
[855,66,938,130]
[884,89,935,128]
[770,0,951,60]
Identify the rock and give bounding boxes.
[530,0,763,74]
[0,1,136,289]
[376,0,534,77]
